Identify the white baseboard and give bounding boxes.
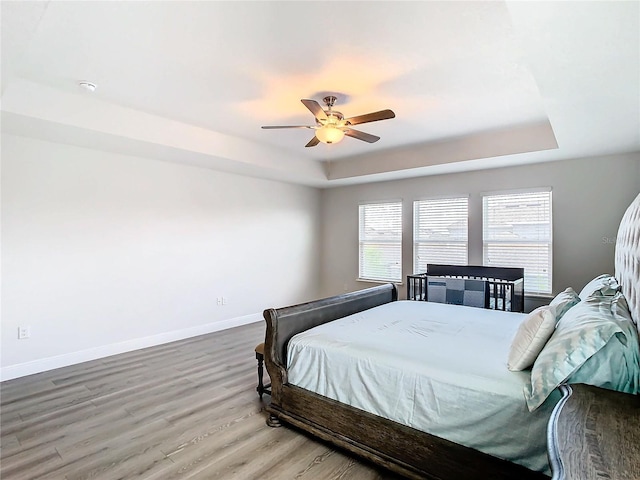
[0,313,262,382]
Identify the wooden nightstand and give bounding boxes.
[547,384,640,480]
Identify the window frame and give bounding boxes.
[358,200,403,283]
[482,188,553,296]
[413,196,469,274]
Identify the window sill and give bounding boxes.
[525,293,554,300]
[357,278,403,286]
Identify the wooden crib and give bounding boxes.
[407,264,525,313]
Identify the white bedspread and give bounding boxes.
[287,300,558,474]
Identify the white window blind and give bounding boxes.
[413,197,468,273]
[359,202,402,282]
[483,190,552,295]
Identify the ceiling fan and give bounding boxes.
[261,96,395,147]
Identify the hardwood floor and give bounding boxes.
[0,322,399,480]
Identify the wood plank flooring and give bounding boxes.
[1,322,400,480]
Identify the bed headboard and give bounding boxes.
[615,192,640,332]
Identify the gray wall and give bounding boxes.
[3,131,638,379]
[1,134,322,379]
[320,152,640,310]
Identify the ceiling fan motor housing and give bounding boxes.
[317,111,344,127]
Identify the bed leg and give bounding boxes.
[267,414,282,428]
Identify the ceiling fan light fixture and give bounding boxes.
[316,125,345,144]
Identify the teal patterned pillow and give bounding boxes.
[568,294,640,394]
[578,274,620,299]
[548,287,580,322]
[526,294,628,411]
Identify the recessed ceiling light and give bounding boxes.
[78,81,97,92]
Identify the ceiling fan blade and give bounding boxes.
[301,99,328,121]
[305,136,320,148]
[343,128,380,143]
[345,109,395,126]
[261,125,314,129]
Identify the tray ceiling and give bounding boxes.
[2,1,638,187]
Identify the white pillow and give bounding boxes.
[507,305,557,371]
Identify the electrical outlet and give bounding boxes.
[221,296,227,305]
[216,297,223,306]
[18,326,31,339]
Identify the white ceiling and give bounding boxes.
[2,1,638,187]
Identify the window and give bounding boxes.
[413,197,468,273]
[359,201,402,282]
[483,190,552,295]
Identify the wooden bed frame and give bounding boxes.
[263,192,640,480]
[263,284,546,480]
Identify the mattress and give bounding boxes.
[287,300,559,475]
